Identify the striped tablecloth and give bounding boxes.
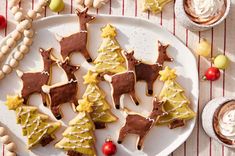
[0,0,235,156]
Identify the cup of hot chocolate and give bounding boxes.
[175,0,231,31]
[202,97,235,148]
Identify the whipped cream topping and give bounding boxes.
[191,0,225,19]
[184,0,226,25]
[219,109,235,139]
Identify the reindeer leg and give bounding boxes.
[82,48,92,62]
[147,81,154,95]
[112,93,121,109]
[71,99,79,112]
[137,134,146,150]
[41,92,47,107]
[118,126,128,144]
[21,92,30,105]
[51,106,62,120]
[130,91,139,105]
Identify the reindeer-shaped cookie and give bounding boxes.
[135,41,173,95]
[118,97,165,150]
[104,51,140,109]
[42,58,80,120]
[56,8,95,62]
[16,48,56,105]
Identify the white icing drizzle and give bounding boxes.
[158,112,191,123]
[219,109,235,140]
[41,70,50,76]
[84,85,102,102]
[16,106,53,147]
[95,38,124,71]
[91,111,106,120]
[159,81,190,122]
[57,144,90,149]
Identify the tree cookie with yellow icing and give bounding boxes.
[5,95,61,149]
[77,70,117,129]
[142,0,173,14]
[55,112,97,156]
[94,24,126,75]
[157,66,196,129]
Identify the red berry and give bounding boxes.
[102,140,117,156]
[204,67,220,81]
[0,15,7,30]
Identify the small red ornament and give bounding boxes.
[203,67,220,81]
[0,15,7,30]
[102,139,117,156]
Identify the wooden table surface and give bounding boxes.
[0,0,235,156]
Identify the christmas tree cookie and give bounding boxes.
[157,66,196,129]
[55,112,96,156]
[5,95,61,148]
[77,70,117,129]
[142,0,173,14]
[94,24,126,75]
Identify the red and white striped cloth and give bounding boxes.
[0,0,235,156]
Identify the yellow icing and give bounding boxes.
[142,0,173,13]
[77,97,94,113]
[83,71,99,85]
[83,84,106,102]
[5,95,24,110]
[94,25,126,74]
[101,24,117,38]
[159,66,177,81]
[157,80,196,125]
[12,104,60,148]
[79,71,117,123]
[55,112,96,156]
[91,106,117,123]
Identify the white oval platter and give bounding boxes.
[0,14,198,156]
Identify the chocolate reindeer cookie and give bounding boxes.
[104,51,140,109]
[135,41,173,95]
[56,8,95,62]
[42,58,80,120]
[16,48,56,105]
[118,97,165,150]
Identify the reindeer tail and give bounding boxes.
[55,33,63,41]
[121,107,131,117]
[41,85,50,94]
[16,70,23,78]
[103,74,112,82]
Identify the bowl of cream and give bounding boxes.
[175,0,231,31]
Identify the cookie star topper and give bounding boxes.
[101,24,117,38]
[83,70,99,84]
[5,95,24,110]
[159,66,177,81]
[77,97,93,113]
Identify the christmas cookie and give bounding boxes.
[16,48,56,106]
[56,8,95,62]
[118,97,165,150]
[55,112,97,156]
[5,95,61,149]
[104,51,140,109]
[94,24,126,75]
[202,97,235,148]
[42,58,80,120]
[142,0,173,13]
[157,66,196,129]
[76,0,109,9]
[135,41,173,95]
[0,123,16,156]
[77,70,117,129]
